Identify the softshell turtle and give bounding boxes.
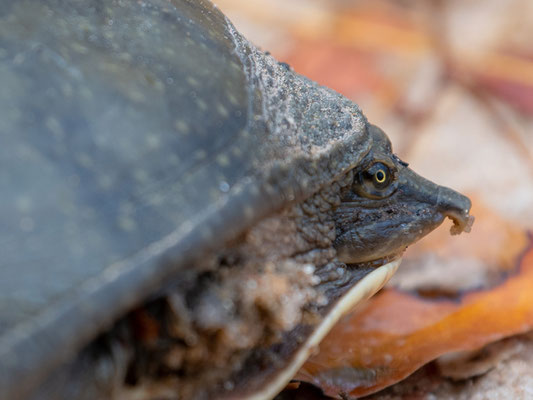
[0,0,474,399]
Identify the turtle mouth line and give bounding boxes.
[347,251,405,269]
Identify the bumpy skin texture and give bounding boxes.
[0,1,370,399]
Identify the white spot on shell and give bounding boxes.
[61,83,73,97]
[118,52,133,62]
[118,216,136,232]
[71,42,89,54]
[196,99,208,111]
[13,53,25,65]
[219,181,230,193]
[217,154,229,167]
[168,154,180,165]
[16,196,32,213]
[80,87,93,100]
[101,266,121,284]
[216,104,229,118]
[244,206,254,219]
[127,89,145,103]
[146,135,160,149]
[77,153,93,168]
[194,150,207,160]
[264,184,276,195]
[19,217,35,232]
[174,120,189,134]
[148,193,164,206]
[118,202,134,215]
[133,169,149,183]
[45,117,63,138]
[98,175,113,189]
[231,147,242,157]
[164,48,175,56]
[227,93,238,106]
[186,76,199,87]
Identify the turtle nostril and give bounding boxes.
[436,187,474,235]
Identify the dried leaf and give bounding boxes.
[465,52,533,115]
[283,39,383,99]
[296,232,533,398]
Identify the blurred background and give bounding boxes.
[213,0,533,398]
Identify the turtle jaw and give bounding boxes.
[334,202,446,265]
[398,167,474,236]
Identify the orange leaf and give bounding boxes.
[284,39,383,100]
[296,234,533,398]
[464,51,533,114]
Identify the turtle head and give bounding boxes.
[334,124,474,265]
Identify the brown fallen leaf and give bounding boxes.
[296,232,533,398]
[283,39,384,100]
[282,3,435,115]
[391,198,529,294]
[465,51,533,115]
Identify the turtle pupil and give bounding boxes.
[356,162,395,197]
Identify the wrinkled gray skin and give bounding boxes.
[0,0,472,399]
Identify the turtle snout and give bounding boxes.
[398,168,474,236]
[436,186,474,235]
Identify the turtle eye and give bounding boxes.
[356,162,397,198]
[366,163,391,189]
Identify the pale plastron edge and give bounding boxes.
[239,259,401,400]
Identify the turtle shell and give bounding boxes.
[0,0,374,398]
